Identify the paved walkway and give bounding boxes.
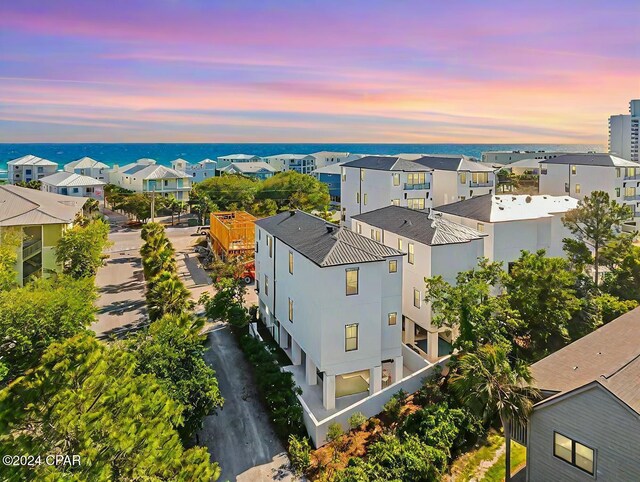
[199,324,296,482]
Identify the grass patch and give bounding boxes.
[447,432,503,482]
[481,440,526,482]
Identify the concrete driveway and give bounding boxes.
[199,323,296,482]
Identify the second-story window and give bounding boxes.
[477,223,485,233]
[571,165,577,175]
[389,260,397,273]
[575,184,581,194]
[392,173,400,186]
[288,251,293,274]
[360,169,365,181]
[408,243,415,264]
[268,236,273,258]
[341,167,346,181]
[414,288,421,308]
[345,324,358,351]
[391,199,400,206]
[346,268,359,295]
[460,172,467,184]
[356,192,360,203]
[398,238,403,251]
[363,193,368,205]
[288,298,294,322]
[264,275,269,296]
[388,312,397,325]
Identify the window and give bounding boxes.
[564,183,570,193]
[25,169,32,175]
[288,251,294,274]
[360,169,365,181]
[388,312,397,325]
[345,324,358,351]
[407,172,426,185]
[615,187,621,197]
[389,260,397,273]
[391,199,400,206]
[288,298,294,322]
[575,184,581,194]
[413,288,421,308]
[341,167,346,181]
[571,165,577,175]
[477,222,485,232]
[164,180,169,186]
[628,167,636,178]
[472,172,489,185]
[363,193,368,205]
[408,243,414,264]
[268,236,273,258]
[407,198,425,210]
[356,223,362,234]
[346,268,359,295]
[73,188,79,193]
[392,173,400,186]
[356,192,360,203]
[264,275,269,296]
[625,187,636,197]
[459,172,467,184]
[616,167,621,178]
[255,241,259,253]
[554,432,594,475]
[397,238,403,251]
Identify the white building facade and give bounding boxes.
[171,158,217,183]
[310,151,365,169]
[40,171,106,201]
[265,154,316,174]
[109,158,192,201]
[217,154,262,164]
[351,206,485,361]
[608,99,639,162]
[538,153,640,225]
[434,194,578,269]
[7,155,58,184]
[63,157,109,181]
[255,210,404,411]
[481,150,584,164]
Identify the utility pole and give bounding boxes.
[151,182,156,223]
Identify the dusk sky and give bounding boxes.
[0,0,638,143]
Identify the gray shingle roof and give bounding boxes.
[532,307,640,413]
[543,153,640,168]
[0,185,87,226]
[342,156,432,172]
[255,210,401,267]
[433,194,494,222]
[352,206,485,246]
[342,155,495,172]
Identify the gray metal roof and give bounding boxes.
[220,162,276,173]
[542,153,640,168]
[433,194,494,222]
[40,171,106,187]
[353,205,486,246]
[7,155,58,167]
[64,157,109,171]
[532,307,640,413]
[342,156,431,172]
[342,155,494,172]
[122,164,189,179]
[255,210,401,267]
[0,184,87,226]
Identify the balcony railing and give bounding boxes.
[469,181,494,187]
[624,194,640,201]
[404,182,430,190]
[22,240,42,260]
[624,174,640,180]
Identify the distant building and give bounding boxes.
[522,307,640,482]
[63,157,109,181]
[217,154,262,164]
[40,172,106,201]
[264,154,316,174]
[109,158,192,201]
[434,194,578,268]
[310,151,365,169]
[171,158,217,183]
[481,150,583,164]
[218,161,276,180]
[312,162,345,206]
[351,206,485,361]
[538,153,640,226]
[609,99,640,162]
[0,185,87,285]
[7,155,58,185]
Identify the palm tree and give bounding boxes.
[146,272,192,321]
[450,344,539,481]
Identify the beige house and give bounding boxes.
[109,158,192,201]
[0,185,87,285]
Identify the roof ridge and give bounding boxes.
[602,352,640,381]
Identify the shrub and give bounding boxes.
[288,435,311,475]
[348,412,367,430]
[327,422,344,443]
[383,397,402,421]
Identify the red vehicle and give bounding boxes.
[241,260,255,284]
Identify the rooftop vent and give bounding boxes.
[525,196,532,203]
[289,210,296,216]
[326,225,335,233]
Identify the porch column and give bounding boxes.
[427,330,439,362]
[404,317,415,345]
[279,323,288,349]
[305,356,317,385]
[393,356,404,384]
[291,339,302,366]
[323,374,335,410]
[369,365,382,395]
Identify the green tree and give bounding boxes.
[450,344,539,482]
[600,235,640,302]
[256,171,330,212]
[189,184,218,225]
[425,259,519,352]
[166,195,187,225]
[0,275,96,381]
[288,435,312,475]
[146,272,193,321]
[0,227,21,291]
[0,334,220,481]
[562,191,633,285]
[201,276,247,323]
[504,250,582,360]
[56,219,111,278]
[197,174,258,211]
[15,180,41,190]
[124,312,223,440]
[140,223,177,279]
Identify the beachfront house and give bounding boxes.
[351,205,486,361]
[520,307,640,481]
[310,151,364,169]
[40,172,105,201]
[218,161,276,180]
[264,154,316,174]
[433,194,577,269]
[7,155,58,185]
[171,158,217,183]
[217,154,262,164]
[63,157,109,181]
[0,185,87,285]
[312,162,345,207]
[109,158,192,201]
[538,153,640,229]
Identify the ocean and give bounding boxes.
[0,143,604,171]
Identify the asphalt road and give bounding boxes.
[199,324,296,482]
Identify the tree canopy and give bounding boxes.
[56,219,111,279]
[197,174,258,211]
[255,171,330,212]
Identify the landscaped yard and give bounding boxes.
[481,440,526,482]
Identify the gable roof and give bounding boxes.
[532,307,640,413]
[0,184,87,226]
[64,157,109,171]
[218,154,260,160]
[220,162,276,174]
[352,206,486,246]
[342,156,432,172]
[40,171,106,187]
[121,163,188,179]
[342,155,494,172]
[265,154,314,160]
[434,194,578,223]
[255,210,401,267]
[7,155,57,167]
[542,153,640,168]
[312,162,346,175]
